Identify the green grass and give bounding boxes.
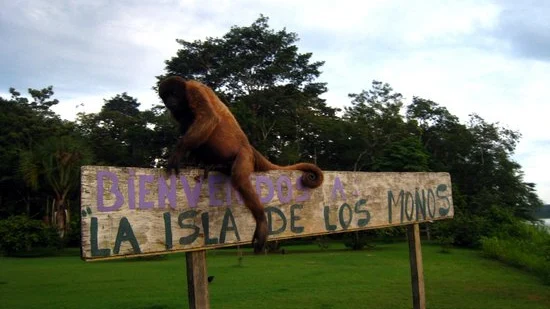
[1,242,549,309]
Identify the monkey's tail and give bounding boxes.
[252,148,324,188]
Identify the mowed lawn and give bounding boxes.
[0,242,549,309]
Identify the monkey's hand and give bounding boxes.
[166,136,189,175]
[166,153,181,175]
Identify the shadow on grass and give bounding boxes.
[209,244,385,257]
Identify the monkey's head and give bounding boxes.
[159,76,189,118]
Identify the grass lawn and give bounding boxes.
[0,242,548,309]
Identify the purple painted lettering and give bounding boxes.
[208,174,227,206]
[255,175,274,203]
[139,175,155,209]
[158,174,177,209]
[180,176,203,208]
[224,177,232,206]
[276,175,293,204]
[97,171,124,212]
[331,177,346,201]
[128,169,135,209]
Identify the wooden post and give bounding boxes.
[407,223,426,309]
[186,250,210,309]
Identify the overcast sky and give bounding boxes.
[1,0,548,203]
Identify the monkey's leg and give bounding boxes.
[231,150,268,254]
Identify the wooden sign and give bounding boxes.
[80,166,453,260]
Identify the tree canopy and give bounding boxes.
[0,15,543,248]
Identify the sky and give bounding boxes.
[1,0,549,203]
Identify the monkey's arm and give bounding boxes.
[180,86,221,149]
[167,86,221,174]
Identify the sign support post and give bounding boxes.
[186,250,210,309]
[407,223,426,309]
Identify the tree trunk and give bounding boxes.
[43,197,51,225]
[25,192,31,216]
[54,197,67,238]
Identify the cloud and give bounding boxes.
[0,0,549,202]
[490,1,550,61]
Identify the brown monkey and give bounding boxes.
[159,76,323,253]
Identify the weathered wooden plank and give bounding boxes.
[408,223,426,309]
[81,166,453,260]
[186,250,209,309]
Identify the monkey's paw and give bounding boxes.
[166,156,181,175]
[252,221,268,254]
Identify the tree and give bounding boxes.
[406,97,543,246]
[373,137,429,172]
[405,97,477,174]
[462,114,540,220]
[159,15,337,164]
[0,87,69,218]
[102,92,141,117]
[161,15,326,99]
[19,135,92,237]
[77,93,161,167]
[343,80,409,171]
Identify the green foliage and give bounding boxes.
[19,135,92,194]
[162,15,326,100]
[160,15,337,165]
[436,235,455,253]
[343,81,411,172]
[102,92,141,117]
[405,97,543,246]
[374,136,429,172]
[76,93,166,167]
[18,134,92,237]
[65,215,81,247]
[0,87,71,218]
[431,206,523,248]
[481,221,550,284]
[0,215,61,255]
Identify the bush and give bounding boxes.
[344,231,375,250]
[436,235,455,253]
[430,206,528,248]
[481,222,550,285]
[65,215,81,247]
[0,215,62,256]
